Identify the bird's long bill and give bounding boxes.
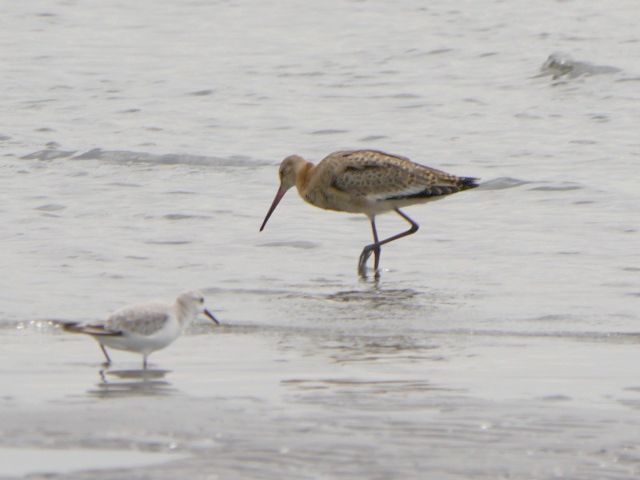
[204,308,220,325]
[259,185,287,231]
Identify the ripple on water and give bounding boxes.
[259,241,319,249]
[0,447,186,477]
[144,240,192,245]
[326,288,418,303]
[529,182,583,192]
[309,129,349,135]
[37,148,269,167]
[34,203,66,211]
[107,182,141,188]
[282,378,443,394]
[187,89,214,96]
[21,149,76,160]
[162,213,212,221]
[358,135,388,142]
[476,177,529,190]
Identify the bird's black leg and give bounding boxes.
[142,354,148,370]
[99,344,112,366]
[358,216,382,278]
[379,208,420,247]
[358,209,419,277]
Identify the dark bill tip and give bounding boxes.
[204,308,220,325]
[260,185,287,232]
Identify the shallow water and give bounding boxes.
[1,0,640,478]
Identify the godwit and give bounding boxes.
[260,150,478,277]
[59,291,219,368]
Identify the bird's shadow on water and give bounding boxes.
[87,367,178,398]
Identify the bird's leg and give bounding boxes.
[358,216,381,277]
[378,208,420,246]
[358,209,419,277]
[99,344,112,366]
[142,354,148,370]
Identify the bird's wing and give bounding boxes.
[105,303,171,336]
[328,150,476,201]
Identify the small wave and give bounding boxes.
[427,47,453,55]
[187,89,214,96]
[144,240,192,245]
[476,177,529,190]
[108,181,141,188]
[259,240,319,249]
[162,213,212,221]
[73,148,265,166]
[359,135,388,142]
[34,203,66,211]
[21,149,76,160]
[327,288,418,303]
[529,182,583,192]
[21,148,270,166]
[310,129,349,135]
[538,52,622,79]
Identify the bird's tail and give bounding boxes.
[58,321,85,333]
[49,319,81,332]
[51,320,121,336]
[459,176,480,190]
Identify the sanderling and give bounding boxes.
[60,290,219,368]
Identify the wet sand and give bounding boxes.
[2,320,640,479]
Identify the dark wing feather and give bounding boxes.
[58,321,123,337]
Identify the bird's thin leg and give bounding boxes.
[99,344,112,366]
[358,216,381,277]
[377,208,420,247]
[371,218,381,272]
[358,209,419,277]
[142,354,148,370]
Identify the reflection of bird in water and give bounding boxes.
[90,368,176,398]
[260,150,478,277]
[60,291,219,368]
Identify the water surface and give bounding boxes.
[1,0,639,478]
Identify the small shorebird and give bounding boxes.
[260,150,478,277]
[60,291,219,368]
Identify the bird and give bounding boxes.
[259,149,478,277]
[59,290,220,368]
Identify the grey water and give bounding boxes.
[1,0,640,478]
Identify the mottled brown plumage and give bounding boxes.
[260,150,478,277]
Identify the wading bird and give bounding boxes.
[60,290,219,368]
[260,150,478,277]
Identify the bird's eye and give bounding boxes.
[199,298,204,303]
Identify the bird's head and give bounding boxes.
[260,155,308,231]
[176,290,219,325]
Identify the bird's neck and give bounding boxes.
[175,303,197,328]
[295,162,315,194]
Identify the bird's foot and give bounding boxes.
[358,245,381,278]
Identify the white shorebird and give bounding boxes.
[61,291,219,368]
[260,150,478,277]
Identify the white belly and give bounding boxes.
[97,319,182,355]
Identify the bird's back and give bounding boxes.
[307,150,477,213]
[106,302,173,336]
